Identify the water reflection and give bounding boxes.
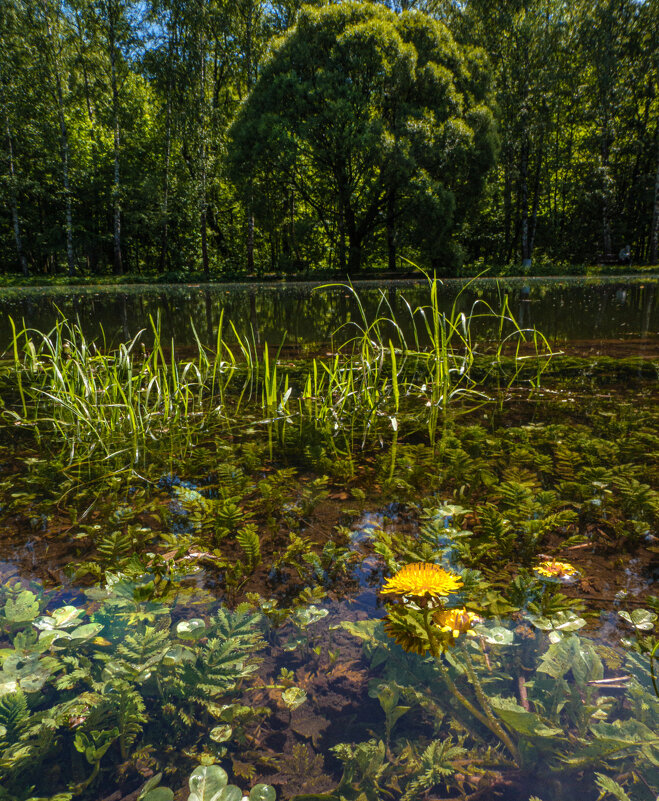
[0,277,657,351]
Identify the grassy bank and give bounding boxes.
[0,262,658,288]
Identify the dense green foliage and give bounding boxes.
[0,0,658,277]
[228,3,496,272]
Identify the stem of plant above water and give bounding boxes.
[421,609,520,765]
[2,276,556,476]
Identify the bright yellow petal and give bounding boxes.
[381,563,463,599]
[534,560,579,579]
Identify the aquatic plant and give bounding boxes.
[339,541,658,800]
[1,275,556,479]
[0,578,270,800]
[187,765,275,801]
[0,285,657,801]
[342,615,659,800]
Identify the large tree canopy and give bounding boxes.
[2,0,655,276]
[228,2,497,272]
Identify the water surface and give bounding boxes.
[1,276,656,353]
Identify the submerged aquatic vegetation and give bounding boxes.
[343,611,659,800]
[0,280,657,801]
[368,505,659,798]
[0,577,276,800]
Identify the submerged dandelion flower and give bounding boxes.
[435,607,481,639]
[381,562,463,599]
[534,559,579,581]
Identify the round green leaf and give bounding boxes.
[164,645,195,666]
[19,667,51,693]
[34,606,83,631]
[294,605,328,628]
[551,611,587,632]
[250,784,276,801]
[189,765,228,801]
[210,725,233,744]
[38,630,61,648]
[529,616,553,631]
[177,619,207,641]
[217,787,242,801]
[619,609,657,631]
[473,625,514,645]
[281,687,307,710]
[54,623,103,646]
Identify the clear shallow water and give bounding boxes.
[1,276,657,352]
[0,277,657,801]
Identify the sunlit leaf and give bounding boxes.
[282,687,307,710]
[34,606,83,631]
[210,725,233,743]
[176,619,207,640]
[489,695,563,738]
[473,624,514,645]
[141,789,174,801]
[188,765,228,801]
[249,785,276,801]
[4,591,39,623]
[618,609,657,631]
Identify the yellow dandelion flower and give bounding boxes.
[381,562,463,599]
[435,607,481,639]
[534,560,579,580]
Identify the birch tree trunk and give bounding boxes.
[1,83,28,275]
[108,0,123,274]
[198,19,209,280]
[651,137,659,263]
[44,5,75,276]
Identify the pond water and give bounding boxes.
[0,276,657,801]
[1,275,657,353]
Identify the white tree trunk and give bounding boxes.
[45,7,75,276]
[2,91,28,275]
[109,1,122,274]
[651,143,659,263]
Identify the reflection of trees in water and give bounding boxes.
[641,284,655,338]
[1,281,657,349]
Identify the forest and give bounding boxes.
[0,0,658,279]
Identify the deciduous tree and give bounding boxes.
[228,2,496,273]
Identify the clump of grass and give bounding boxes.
[301,272,557,447]
[1,275,557,474]
[2,313,240,468]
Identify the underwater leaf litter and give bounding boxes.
[0,279,657,801]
